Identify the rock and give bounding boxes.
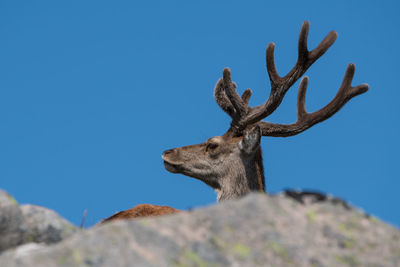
[0,190,29,253]
[0,192,399,267]
[0,190,78,254]
[20,205,78,244]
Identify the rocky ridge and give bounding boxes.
[0,189,399,266]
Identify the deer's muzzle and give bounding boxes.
[162,149,183,173]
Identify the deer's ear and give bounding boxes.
[239,125,261,154]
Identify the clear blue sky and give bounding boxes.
[1,1,399,227]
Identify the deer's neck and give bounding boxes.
[216,148,265,202]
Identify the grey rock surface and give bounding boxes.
[20,204,78,244]
[0,191,399,267]
[0,190,27,253]
[0,190,78,254]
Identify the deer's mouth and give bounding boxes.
[163,160,182,173]
[162,151,184,173]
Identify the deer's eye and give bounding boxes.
[206,142,218,152]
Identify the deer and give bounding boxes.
[101,21,368,223]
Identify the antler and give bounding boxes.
[214,21,368,137]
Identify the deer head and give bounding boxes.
[162,21,369,202]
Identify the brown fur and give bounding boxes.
[101,204,180,223]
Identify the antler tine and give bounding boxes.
[222,68,247,117]
[257,63,369,137]
[296,76,309,121]
[266,42,281,86]
[214,75,236,118]
[241,89,252,105]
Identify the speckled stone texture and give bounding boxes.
[0,190,399,267]
[0,190,78,254]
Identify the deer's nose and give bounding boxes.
[163,149,174,156]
